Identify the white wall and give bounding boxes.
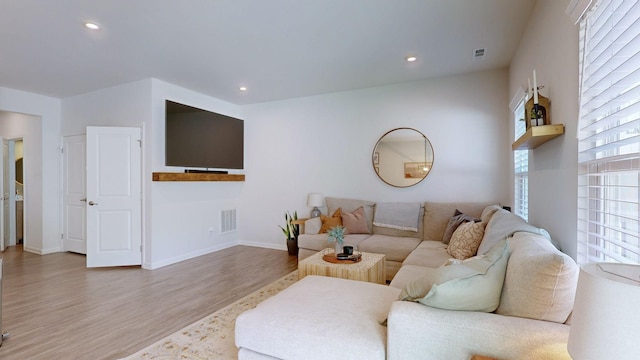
[238,69,511,249]
[508,0,579,258]
[0,87,61,254]
[61,79,246,269]
[61,70,512,265]
[147,79,244,269]
[61,79,151,134]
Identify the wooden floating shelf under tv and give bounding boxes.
[512,124,565,150]
[152,172,245,182]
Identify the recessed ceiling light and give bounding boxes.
[239,86,248,92]
[84,21,100,30]
[405,56,417,62]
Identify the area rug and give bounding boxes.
[120,270,299,360]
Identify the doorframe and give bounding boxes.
[60,126,146,266]
[5,138,23,249]
[61,133,87,254]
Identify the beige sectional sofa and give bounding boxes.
[236,198,579,359]
[298,197,496,281]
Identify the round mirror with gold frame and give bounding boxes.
[372,127,434,188]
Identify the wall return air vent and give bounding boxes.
[221,209,237,234]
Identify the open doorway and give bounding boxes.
[11,139,24,247]
[0,110,39,253]
[1,138,24,251]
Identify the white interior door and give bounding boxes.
[86,126,142,268]
[63,135,87,254]
[0,138,6,252]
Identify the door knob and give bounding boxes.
[88,201,98,206]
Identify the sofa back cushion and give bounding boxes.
[496,231,579,324]
[477,208,542,255]
[422,202,494,241]
[326,197,375,234]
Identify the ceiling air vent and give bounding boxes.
[473,48,486,60]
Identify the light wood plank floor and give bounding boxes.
[0,245,297,360]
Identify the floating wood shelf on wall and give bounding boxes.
[152,172,245,182]
[512,124,565,150]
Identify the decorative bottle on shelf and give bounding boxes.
[524,93,550,129]
[530,103,547,127]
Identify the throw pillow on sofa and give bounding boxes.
[341,206,370,234]
[447,221,486,259]
[399,239,509,312]
[326,197,376,232]
[442,209,479,244]
[304,217,322,234]
[320,208,342,233]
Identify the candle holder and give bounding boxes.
[524,90,550,129]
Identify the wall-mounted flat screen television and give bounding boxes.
[165,100,244,170]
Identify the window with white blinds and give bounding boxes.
[577,0,640,264]
[514,99,529,221]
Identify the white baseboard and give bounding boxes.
[23,246,61,255]
[143,242,237,270]
[142,240,289,270]
[237,240,287,251]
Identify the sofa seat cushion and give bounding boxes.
[298,233,370,252]
[389,264,431,290]
[497,232,578,324]
[357,234,421,262]
[402,240,450,268]
[235,275,401,360]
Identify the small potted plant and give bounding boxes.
[327,225,346,255]
[279,211,299,255]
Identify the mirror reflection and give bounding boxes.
[16,157,23,185]
[372,127,434,187]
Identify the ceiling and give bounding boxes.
[0,0,535,105]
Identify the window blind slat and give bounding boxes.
[579,98,640,134]
[583,1,640,75]
[582,53,640,113]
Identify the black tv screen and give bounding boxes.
[165,100,244,170]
